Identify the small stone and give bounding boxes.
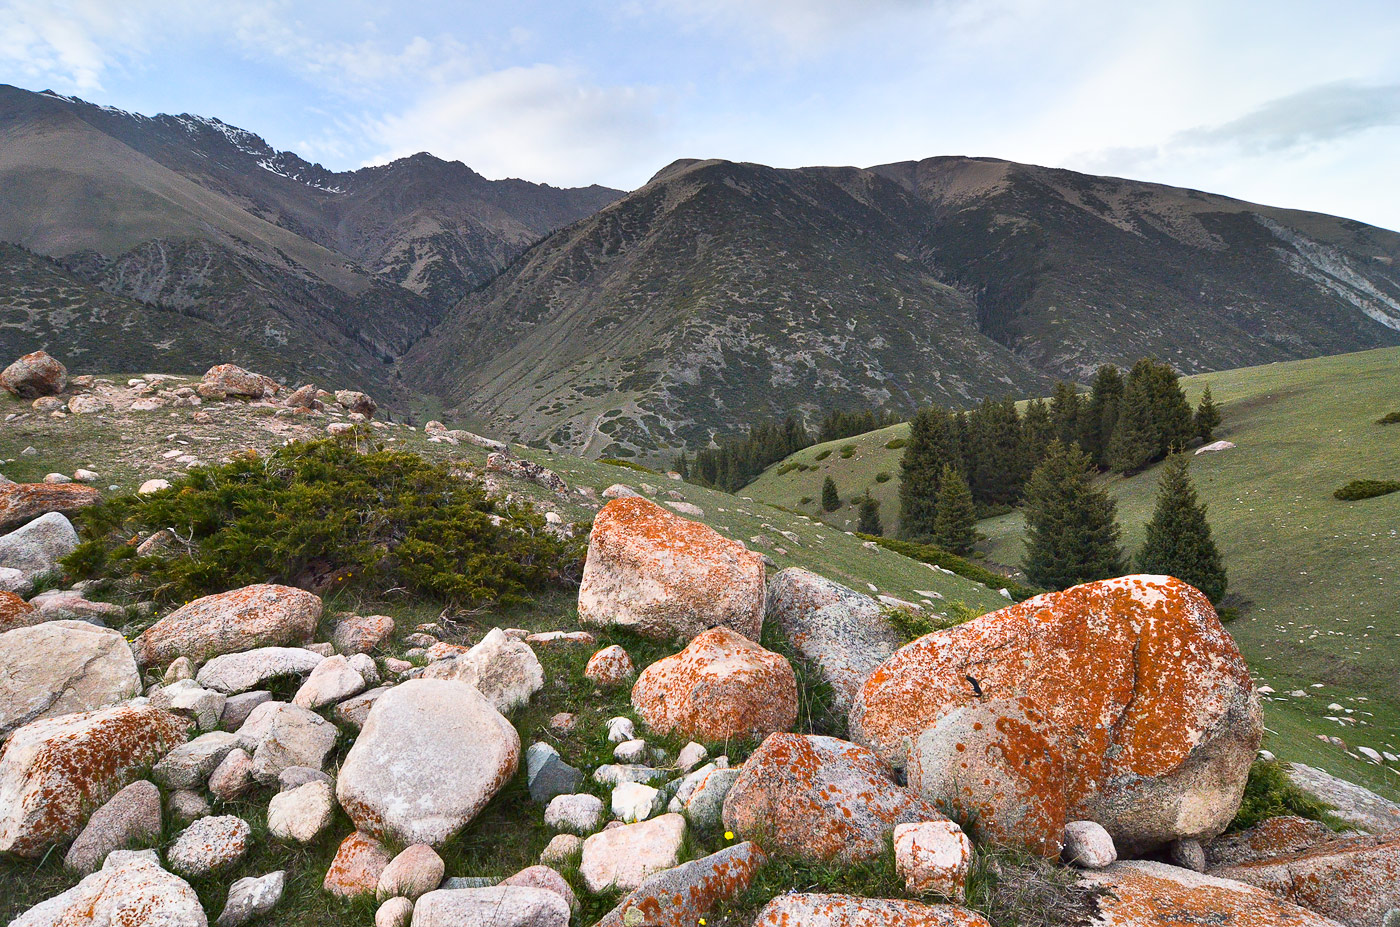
[163,656,194,683]
[526,742,584,804]
[324,831,393,898]
[540,834,583,866]
[545,793,605,834]
[594,764,668,786]
[614,739,649,764]
[1062,821,1117,869]
[332,613,396,654]
[606,716,636,743]
[585,645,636,686]
[139,479,171,494]
[612,782,662,823]
[168,789,211,823]
[377,844,445,901]
[893,820,974,900]
[216,871,285,927]
[334,685,389,729]
[153,731,242,790]
[549,712,576,735]
[676,742,708,773]
[208,748,254,801]
[375,897,414,927]
[411,886,569,927]
[278,766,334,791]
[267,780,335,844]
[197,647,324,694]
[1168,838,1206,872]
[167,815,252,877]
[63,780,162,875]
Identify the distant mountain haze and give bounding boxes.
[2,84,1397,453]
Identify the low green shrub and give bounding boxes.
[1334,479,1400,501]
[776,461,801,476]
[874,471,891,483]
[799,496,813,505]
[861,534,1039,601]
[814,449,832,461]
[885,437,907,450]
[64,439,584,607]
[599,458,658,474]
[1228,761,1339,832]
[1377,411,1400,425]
[839,443,857,459]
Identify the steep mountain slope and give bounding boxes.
[412,155,1400,458]
[407,159,1059,456]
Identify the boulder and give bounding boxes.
[1205,815,1335,869]
[168,790,211,823]
[0,482,99,530]
[766,567,903,708]
[585,644,636,686]
[335,389,377,417]
[266,779,336,844]
[292,654,367,708]
[31,591,127,624]
[894,821,975,900]
[333,613,395,654]
[148,680,226,732]
[207,749,254,801]
[337,678,520,846]
[0,621,142,737]
[153,731,242,790]
[411,887,570,927]
[284,384,319,409]
[579,813,688,893]
[723,733,945,863]
[166,815,251,877]
[220,691,274,730]
[0,512,80,591]
[324,831,392,898]
[595,841,767,927]
[1212,834,1400,927]
[613,781,663,823]
[64,780,163,875]
[631,628,797,741]
[377,844,445,901]
[216,871,285,927]
[1080,860,1346,927]
[681,767,741,829]
[545,793,605,833]
[234,701,338,783]
[196,647,325,694]
[753,894,992,927]
[0,589,39,631]
[0,703,187,857]
[1,350,67,398]
[1063,820,1118,869]
[850,575,1261,856]
[578,497,765,640]
[1286,763,1400,834]
[421,628,542,713]
[486,453,568,493]
[133,584,323,666]
[9,850,206,927]
[201,364,277,399]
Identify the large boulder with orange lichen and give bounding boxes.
[753,893,992,927]
[1080,860,1345,927]
[0,703,188,857]
[1,350,67,399]
[577,497,765,641]
[0,590,38,632]
[199,364,278,399]
[850,575,1261,857]
[631,628,797,742]
[595,841,767,927]
[1205,815,1336,869]
[337,679,519,847]
[0,481,101,530]
[722,733,947,864]
[132,584,322,667]
[1210,834,1400,927]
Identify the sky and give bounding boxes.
[4,0,1400,229]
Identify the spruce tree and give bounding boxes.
[1147,361,1195,456]
[822,476,840,512]
[1136,454,1227,602]
[932,463,976,554]
[1082,364,1123,466]
[857,491,883,536]
[1106,362,1158,473]
[1050,381,1083,446]
[1021,398,1056,475]
[970,398,1025,507]
[1023,441,1125,590]
[899,407,953,539]
[1195,385,1222,441]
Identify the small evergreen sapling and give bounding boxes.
[931,463,976,555]
[1195,385,1222,441]
[821,475,840,512]
[1136,454,1227,602]
[857,491,883,536]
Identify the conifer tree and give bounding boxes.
[931,463,976,554]
[899,407,954,539]
[1021,398,1056,475]
[822,475,840,512]
[857,491,883,536]
[1082,364,1124,466]
[1195,385,1222,441]
[1136,455,1227,602]
[970,398,1025,507]
[1107,362,1158,473]
[1023,441,1124,590]
[1146,361,1195,455]
[1050,381,1083,446]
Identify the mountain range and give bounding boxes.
[3,83,1398,457]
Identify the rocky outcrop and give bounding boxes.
[337,679,520,847]
[631,628,797,741]
[1,351,67,399]
[1211,834,1400,927]
[0,703,187,856]
[1286,764,1400,834]
[199,364,278,399]
[851,575,1261,856]
[133,584,322,666]
[722,733,946,863]
[578,497,766,641]
[0,621,142,737]
[1080,860,1345,927]
[10,849,206,927]
[766,567,903,708]
[0,482,101,530]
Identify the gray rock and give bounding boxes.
[527,744,583,804]
[766,567,902,709]
[420,628,542,713]
[278,766,333,791]
[593,764,667,786]
[149,678,227,731]
[234,701,338,784]
[153,731,242,790]
[10,850,204,927]
[0,620,142,737]
[1063,820,1118,869]
[1168,838,1207,872]
[216,871,285,927]
[31,591,126,624]
[167,815,251,877]
[500,866,577,913]
[544,793,605,834]
[683,767,741,830]
[0,512,79,591]
[267,780,335,844]
[219,690,273,730]
[63,780,162,875]
[606,716,635,743]
[168,789,211,823]
[411,886,570,927]
[440,877,501,890]
[1288,763,1400,833]
[347,652,381,686]
[196,647,325,694]
[337,679,520,847]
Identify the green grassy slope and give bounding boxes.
[748,347,1400,799]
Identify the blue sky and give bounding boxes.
[4,0,1400,230]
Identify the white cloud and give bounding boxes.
[366,64,665,188]
[0,0,159,89]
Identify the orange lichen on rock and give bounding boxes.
[132,583,322,666]
[578,497,766,641]
[1204,815,1335,869]
[596,841,766,927]
[850,575,1261,856]
[323,831,393,897]
[753,893,993,927]
[0,590,38,632]
[0,703,188,857]
[0,482,101,530]
[631,628,797,741]
[1211,834,1400,927]
[1082,860,1346,927]
[722,733,947,864]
